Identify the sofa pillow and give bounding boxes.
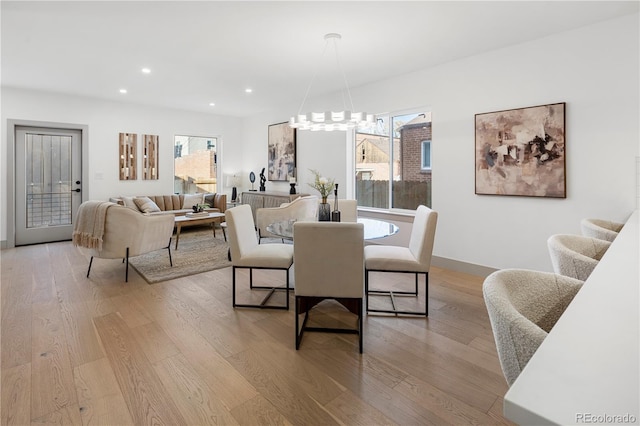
[204,193,216,208]
[121,196,140,211]
[182,193,204,209]
[134,196,161,213]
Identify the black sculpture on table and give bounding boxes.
[259,168,266,192]
[331,183,341,222]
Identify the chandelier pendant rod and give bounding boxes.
[295,39,332,116]
[329,35,356,112]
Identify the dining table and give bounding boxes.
[266,217,399,241]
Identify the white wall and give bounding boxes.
[2,15,637,271]
[239,14,639,272]
[1,89,243,242]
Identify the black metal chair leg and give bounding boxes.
[125,247,130,282]
[232,266,237,307]
[87,256,94,278]
[365,269,429,316]
[359,302,363,353]
[167,238,173,267]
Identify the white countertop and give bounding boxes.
[504,210,639,425]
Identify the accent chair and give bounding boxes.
[483,269,583,386]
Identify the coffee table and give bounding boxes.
[174,212,225,249]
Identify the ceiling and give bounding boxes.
[2,1,638,118]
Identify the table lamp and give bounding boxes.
[226,175,240,202]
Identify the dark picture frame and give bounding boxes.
[475,102,566,198]
[268,122,296,181]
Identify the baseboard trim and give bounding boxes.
[1,240,7,249]
[431,256,497,278]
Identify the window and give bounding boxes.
[355,111,432,210]
[421,140,431,170]
[174,135,219,194]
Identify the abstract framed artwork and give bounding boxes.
[119,132,137,180]
[475,102,566,198]
[142,134,158,180]
[267,122,296,181]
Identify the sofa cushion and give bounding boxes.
[204,193,227,213]
[182,193,204,209]
[121,195,139,211]
[134,196,162,213]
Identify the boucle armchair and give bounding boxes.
[547,234,611,281]
[483,269,583,386]
[580,218,623,242]
[78,203,174,282]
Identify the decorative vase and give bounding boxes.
[319,197,331,221]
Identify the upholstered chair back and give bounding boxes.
[226,204,259,263]
[547,234,611,281]
[408,205,438,272]
[580,218,623,242]
[483,269,583,386]
[294,222,364,298]
[256,195,318,239]
[327,199,358,222]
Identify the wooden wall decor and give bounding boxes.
[143,134,158,180]
[119,132,137,180]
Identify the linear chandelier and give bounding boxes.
[290,33,374,131]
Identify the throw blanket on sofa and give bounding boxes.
[72,201,117,250]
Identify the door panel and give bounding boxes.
[15,126,82,245]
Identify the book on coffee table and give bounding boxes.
[186,211,209,218]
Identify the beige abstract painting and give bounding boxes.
[475,102,566,198]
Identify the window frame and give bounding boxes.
[421,139,432,171]
[353,107,432,213]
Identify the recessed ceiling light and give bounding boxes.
[119,89,127,94]
[209,102,215,106]
[141,68,151,74]
[245,88,252,93]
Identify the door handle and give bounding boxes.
[72,188,81,193]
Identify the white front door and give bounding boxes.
[14,126,83,245]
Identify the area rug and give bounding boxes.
[129,227,230,284]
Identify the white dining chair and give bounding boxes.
[327,199,358,222]
[364,205,437,316]
[293,221,365,352]
[226,204,294,310]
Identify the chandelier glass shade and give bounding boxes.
[290,33,374,132]
[290,111,374,131]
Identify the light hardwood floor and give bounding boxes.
[1,238,514,425]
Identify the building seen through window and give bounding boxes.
[174,135,218,194]
[356,111,432,210]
